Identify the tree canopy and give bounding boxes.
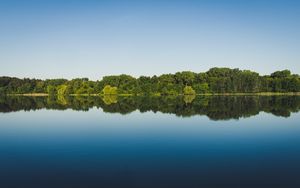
[0,68,299,96]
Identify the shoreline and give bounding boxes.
[5,92,300,97]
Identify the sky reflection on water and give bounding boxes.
[0,97,300,188]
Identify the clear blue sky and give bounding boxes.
[0,0,299,80]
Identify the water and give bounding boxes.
[0,96,300,188]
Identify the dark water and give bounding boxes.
[0,96,300,188]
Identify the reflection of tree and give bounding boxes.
[101,95,118,105]
[0,96,300,120]
[183,95,195,104]
[57,95,67,105]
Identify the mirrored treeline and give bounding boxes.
[1,96,299,120]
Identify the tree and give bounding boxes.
[34,81,46,93]
[102,85,118,95]
[183,86,196,95]
[193,83,209,93]
[175,71,196,85]
[240,70,260,92]
[271,70,291,78]
[47,85,57,96]
[57,85,68,96]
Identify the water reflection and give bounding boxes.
[1,95,299,120]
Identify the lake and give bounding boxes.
[0,95,300,188]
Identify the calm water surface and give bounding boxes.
[0,96,300,188]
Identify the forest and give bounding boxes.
[0,68,300,96]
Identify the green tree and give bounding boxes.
[47,85,57,96]
[183,86,196,95]
[102,85,118,95]
[57,85,68,96]
[271,70,291,78]
[193,83,210,93]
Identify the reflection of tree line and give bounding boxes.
[0,96,300,120]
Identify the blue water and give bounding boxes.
[1,98,300,187]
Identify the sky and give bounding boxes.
[0,0,299,80]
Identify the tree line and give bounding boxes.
[1,68,300,95]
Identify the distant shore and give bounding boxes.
[6,92,300,97]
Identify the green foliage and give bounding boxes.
[183,86,196,95]
[34,81,46,93]
[193,83,210,93]
[1,68,300,95]
[271,70,291,78]
[102,85,118,95]
[161,87,178,96]
[47,85,57,96]
[57,85,68,96]
[175,71,196,85]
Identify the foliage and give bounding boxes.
[0,68,300,95]
[47,85,57,96]
[183,86,196,95]
[193,83,209,93]
[102,85,118,95]
[57,85,68,96]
